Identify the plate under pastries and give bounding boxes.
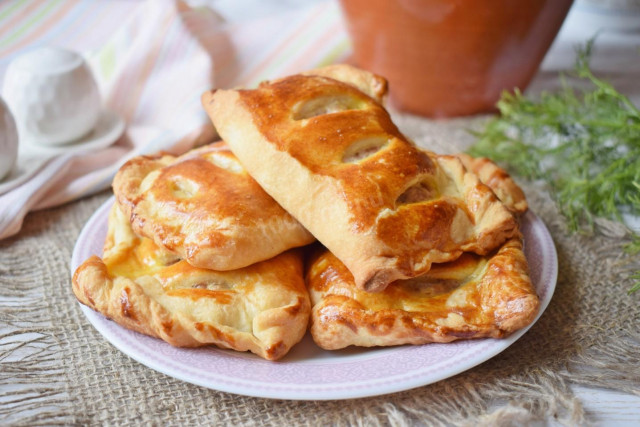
[72,203,310,361]
[203,65,520,292]
[71,197,557,400]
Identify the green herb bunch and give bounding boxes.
[468,40,640,292]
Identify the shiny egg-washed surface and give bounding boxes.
[112,141,314,271]
[306,238,539,350]
[72,204,310,361]
[204,65,519,292]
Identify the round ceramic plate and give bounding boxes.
[0,110,124,195]
[20,109,124,157]
[70,197,557,400]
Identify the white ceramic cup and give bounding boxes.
[2,47,101,146]
[0,97,19,180]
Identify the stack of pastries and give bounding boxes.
[72,65,539,360]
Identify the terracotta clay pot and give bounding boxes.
[339,0,574,117]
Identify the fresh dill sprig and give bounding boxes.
[468,39,640,293]
[630,272,640,293]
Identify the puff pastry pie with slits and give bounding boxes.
[112,141,314,271]
[306,238,539,350]
[72,204,310,361]
[202,64,519,292]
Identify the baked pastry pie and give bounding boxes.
[113,141,314,271]
[202,65,519,292]
[454,152,528,215]
[306,238,539,350]
[72,204,310,360]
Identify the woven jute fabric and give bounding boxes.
[1,115,638,426]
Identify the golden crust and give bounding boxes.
[202,65,519,292]
[112,141,314,271]
[454,152,528,215]
[300,64,388,102]
[306,239,539,350]
[72,204,310,360]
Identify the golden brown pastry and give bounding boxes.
[112,141,314,271]
[454,152,528,215]
[300,64,387,102]
[202,65,519,292]
[72,204,310,360]
[306,239,539,350]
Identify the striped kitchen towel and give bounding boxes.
[0,0,350,240]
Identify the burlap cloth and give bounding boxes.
[2,114,639,426]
